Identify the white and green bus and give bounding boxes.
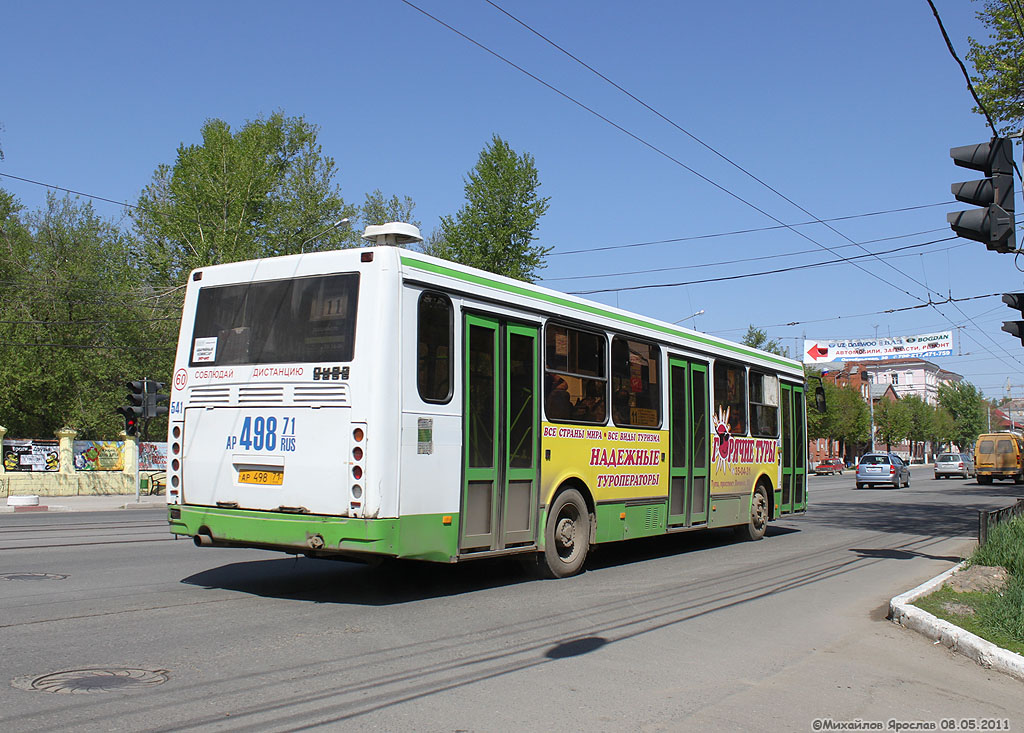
[167,224,811,577]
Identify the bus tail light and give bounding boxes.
[169,424,183,503]
[350,422,366,513]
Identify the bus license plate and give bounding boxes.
[238,469,284,485]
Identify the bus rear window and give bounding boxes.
[190,273,359,366]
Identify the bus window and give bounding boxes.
[610,337,660,427]
[190,273,359,366]
[417,292,453,403]
[544,324,606,423]
[713,361,746,434]
[748,371,779,438]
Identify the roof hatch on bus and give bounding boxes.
[362,222,423,247]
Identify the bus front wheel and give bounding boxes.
[736,485,769,542]
[541,489,591,578]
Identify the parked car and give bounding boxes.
[933,452,975,480]
[814,459,844,475]
[855,452,910,489]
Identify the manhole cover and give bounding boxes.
[14,668,169,694]
[0,573,68,582]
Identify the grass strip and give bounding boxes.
[911,516,1024,655]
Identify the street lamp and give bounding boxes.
[674,309,704,325]
[300,218,350,252]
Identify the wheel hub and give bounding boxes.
[556,517,576,548]
[753,495,767,527]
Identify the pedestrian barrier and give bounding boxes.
[978,498,1024,545]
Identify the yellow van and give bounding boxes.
[974,432,1024,484]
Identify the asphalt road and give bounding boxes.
[2,468,1024,732]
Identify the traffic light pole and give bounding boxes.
[117,377,168,502]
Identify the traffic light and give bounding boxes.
[948,137,1016,253]
[149,381,169,419]
[1003,293,1024,345]
[116,405,143,436]
[119,380,146,436]
[118,379,167,437]
[127,379,146,410]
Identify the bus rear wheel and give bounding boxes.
[541,488,590,578]
[735,485,768,542]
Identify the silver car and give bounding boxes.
[934,452,975,479]
[855,453,910,489]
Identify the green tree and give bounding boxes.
[805,376,870,460]
[967,0,1024,133]
[938,381,988,451]
[360,189,420,232]
[133,111,357,282]
[929,405,957,453]
[903,394,934,460]
[806,376,834,442]
[424,134,550,281]
[874,398,912,452]
[0,190,173,438]
[741,325,789,357]
[831,384,872,455]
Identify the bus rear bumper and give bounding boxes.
[169,505,459,563]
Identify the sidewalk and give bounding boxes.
[1,494,167,513]
[891,563,1024,682]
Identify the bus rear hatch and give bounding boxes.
[181,406,355,516]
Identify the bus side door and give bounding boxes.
[460,314,540,553]
[668,358,710,527]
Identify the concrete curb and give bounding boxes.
[890,562,1024,681]
[0,499,165,513]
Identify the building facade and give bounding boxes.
[808,358,963,465]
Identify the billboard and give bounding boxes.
[803,330,953,364]
[2,440,59,472]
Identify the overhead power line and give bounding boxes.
[400,0,929,303]
[925,0,999,136]
[545,231,964,284]
[0,342,175,352]
[476,0,1024,374]
[549,204,957,257]
[0,171,140,210]
[754,292,1000,330]
[483,0,945,300]
[566,234,960,294]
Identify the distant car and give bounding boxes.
[933,452,975,480]
[814,460,844,475]
[855,452,910,489]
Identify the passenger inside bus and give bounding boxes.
[546,374,573,419]
[612,386,631,424]
[574,380,605,422]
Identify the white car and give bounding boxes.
[934,452,975,480]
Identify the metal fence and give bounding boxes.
[978,498,1024,545]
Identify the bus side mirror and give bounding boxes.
[815,385,827,414]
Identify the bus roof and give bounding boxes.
[395,248,804,376]
[185,246,805,377]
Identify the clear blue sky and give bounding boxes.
[2,1,1019,398]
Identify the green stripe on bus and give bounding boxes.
[400,256,800,370]
[170,506,460,563]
